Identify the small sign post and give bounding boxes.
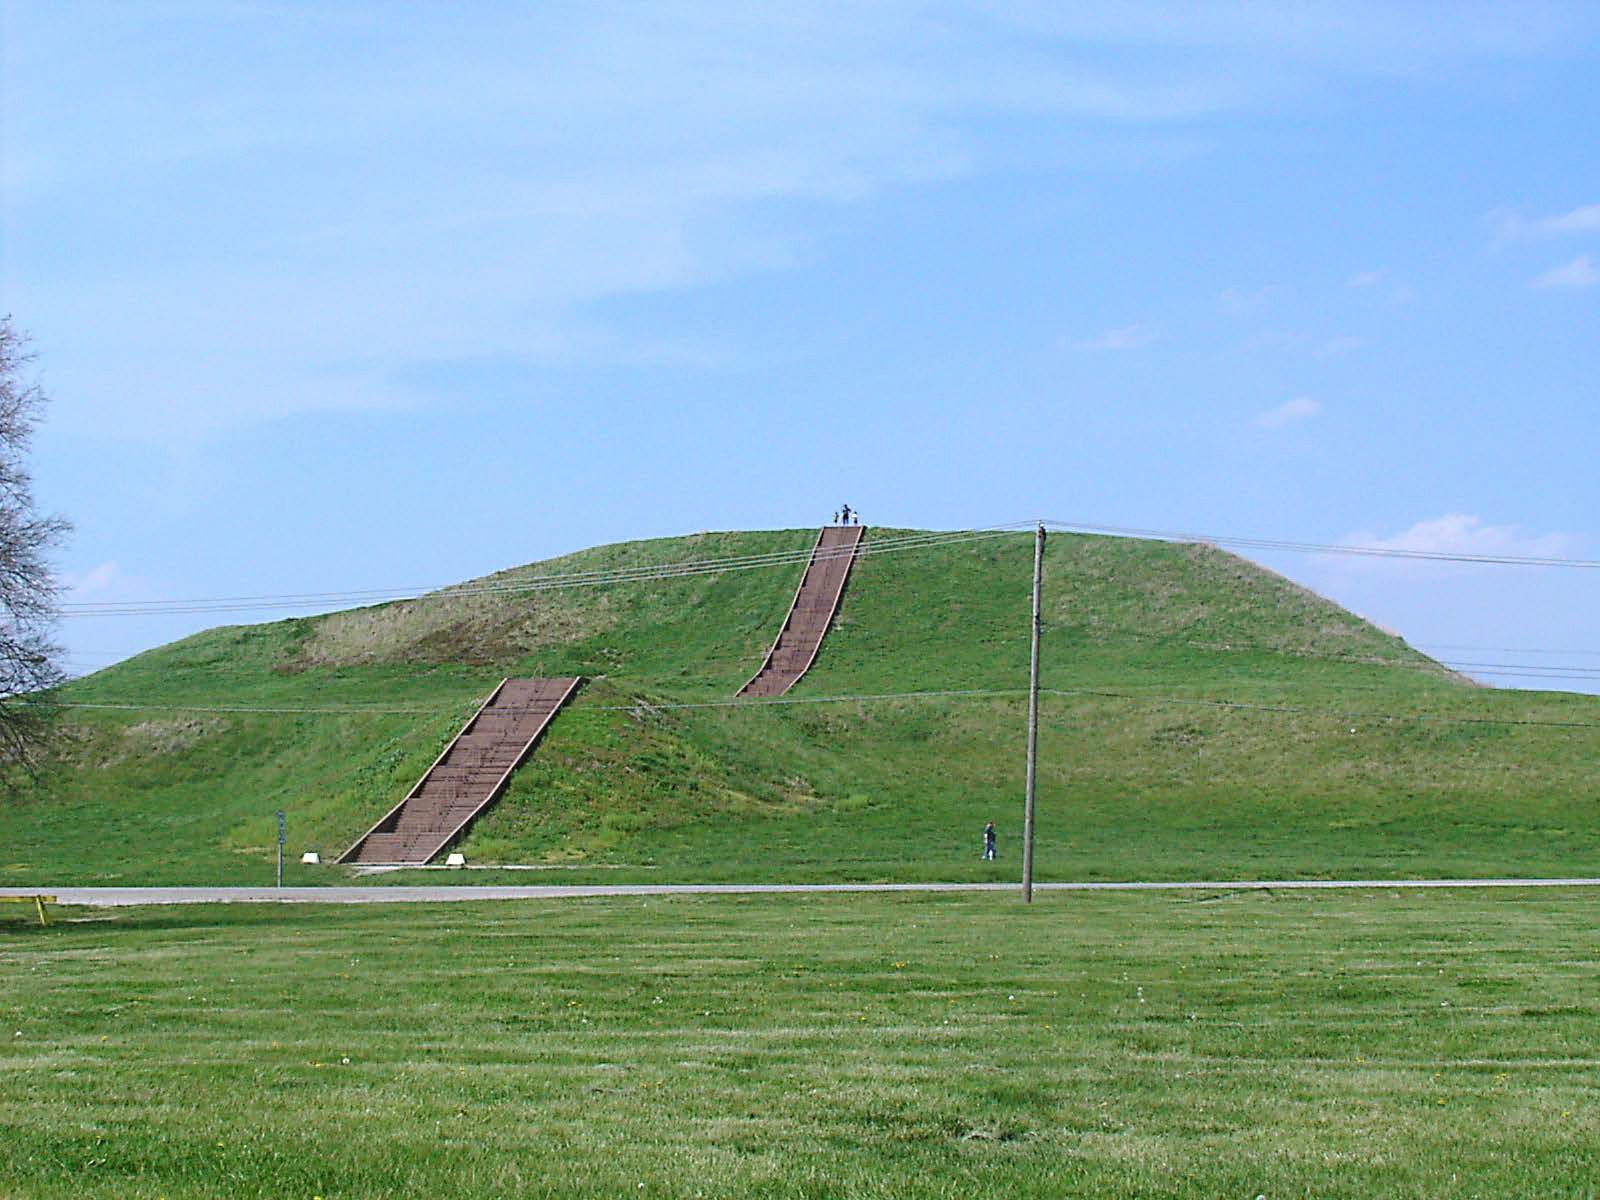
[276,810,286,888]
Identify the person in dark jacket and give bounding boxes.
[983,821,996,861]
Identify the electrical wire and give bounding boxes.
[66,630,1600,678]
[27,684,1600,729]
[1041,519,1600,569]
[1038,688,1600,730]
[29,700,464,715]
[55,512,1600,625]
[43,520,1600,713]
[57,622,1600,686]
[1032,623,1600,681]
[59,526,1030,618]
[1418,643,1600,658]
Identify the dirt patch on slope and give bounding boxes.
[289,586,618,669]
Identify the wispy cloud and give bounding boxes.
[1245,330,1364,358]
[1537,203,1600,235]
[1071,324,1157,352]
[1346,268,1413,305]
[1256,396,1322,429]
[1532,254,1600,290]
[1329,516,1581,578]
[1314,335,1365,358]
[1218,285,1287,314]
[1492,202,1600,241]
[62,561,120,598]
[6,3,1589,438]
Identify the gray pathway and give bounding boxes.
[6,879,1600,907]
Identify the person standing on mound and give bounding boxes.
[982,821,996,861]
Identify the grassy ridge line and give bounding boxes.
[3,891,1597,1197]
[4,529,1599,886]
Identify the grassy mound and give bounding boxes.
[4,529,1597,884]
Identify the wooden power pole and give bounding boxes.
[1022,522,1044,902]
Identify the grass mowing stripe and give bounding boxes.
[2,890,1597,1197]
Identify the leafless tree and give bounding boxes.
[0,317,71,773]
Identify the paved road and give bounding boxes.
[6,879,1600,907]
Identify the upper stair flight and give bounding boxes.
[738,525,865,698]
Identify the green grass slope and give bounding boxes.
[3,528,1597,884]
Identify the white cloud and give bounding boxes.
[1337,514,1578,567]
[1003,4,1578,69]
[1537,203,1600,235]
[1218,284,1288,314]
[1492,202,1600,241]
[1255,396,1322,429]
[1071,324,1157,352]
[1314,336,1364,358]
[1532,254,1600,289]
[62,561,119,598]
[1346,268,1412,304]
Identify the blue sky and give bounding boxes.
[3,2,1597,691]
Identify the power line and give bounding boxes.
[1041,623,1600,681]
[61,526,1013,611]
[1042,519,1600,569]
[1443,661,1600,677]
[29,700,467,715]
[57,622,1600,690]
[1039,688,1600,730]
[56,514,1600,623]
[1017,623,1600,683]
[1444,669,1600,683]
[48,519,1600,704]
[59,526,1029,619]
[56,621,1600,686]
[1419,643,1600,658]
[30,684,1600,729]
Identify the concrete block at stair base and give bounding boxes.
[446,853,466,867]
[300,852,320,864]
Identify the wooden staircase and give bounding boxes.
[738,525,864,698]
[340,676,581,864]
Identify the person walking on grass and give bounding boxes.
[982,821,996,861]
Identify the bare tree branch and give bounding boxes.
[0,316,71,779]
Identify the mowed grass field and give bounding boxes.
[4,890,1598,1197]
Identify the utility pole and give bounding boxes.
[1022,522,1044,903]
[276,810,286,888]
